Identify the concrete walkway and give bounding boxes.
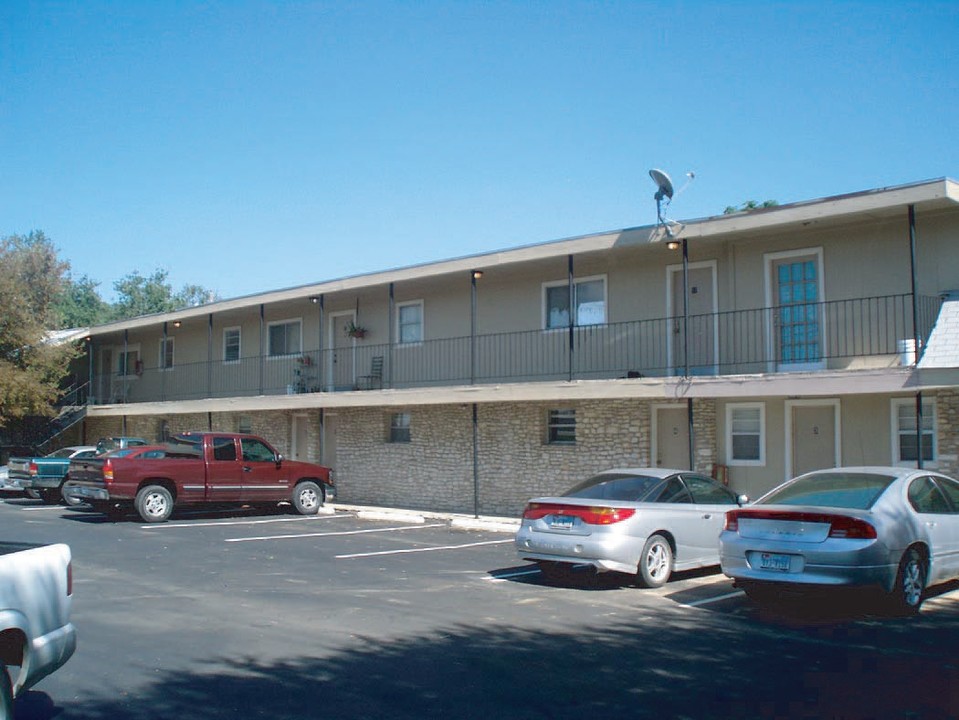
[329,502,520,533]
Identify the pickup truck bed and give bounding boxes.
[0,542,77,714]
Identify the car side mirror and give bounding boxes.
[737,494,749,506]
[275,454,284,468]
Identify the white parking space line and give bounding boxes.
[484,568,541,582]
[337,538,513,559]
[225,522,448,543]
[20,505,65,511]
[677,590,744,608]
[144,513,351,530]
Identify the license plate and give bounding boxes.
[549,515,574,530]
[759,552,791,572]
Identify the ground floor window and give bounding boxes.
[727,403,764,465]
[892,397,936,465]
[547,408,576,444]
[389,412,411,443]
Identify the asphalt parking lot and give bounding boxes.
[4,494,959,719]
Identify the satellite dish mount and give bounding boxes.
[649,169,675,237]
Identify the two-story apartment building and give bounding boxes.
[64,177,959,516]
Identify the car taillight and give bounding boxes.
[522,502,636,525]
[826,515,877,539]
[28,462,39,476]
[67,561,73,596]
[103,459,114,483]
[724,510,741,531]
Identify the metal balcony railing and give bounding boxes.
[90,293,942,405]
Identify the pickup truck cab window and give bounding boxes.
[241,439,277,463]
[212,437,237,461]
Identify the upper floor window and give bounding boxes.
[118,346,141,377]
[397,301,424,344]
[727,403,765,466]
[892,398,936,466]
[268,319,302,357]
[224,327,241,363]
[543,276,606,329]
[159,337,175,370]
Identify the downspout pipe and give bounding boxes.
[909,205,923,470]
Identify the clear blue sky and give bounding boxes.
[2,1,957,302]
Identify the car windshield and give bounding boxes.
[760,471,897,510]
[563,473,666,501]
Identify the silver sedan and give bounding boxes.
[720,466,959,614]
[515,468,747,587]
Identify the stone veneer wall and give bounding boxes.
[935,389,959,478]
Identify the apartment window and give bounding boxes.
[547,409,576,444]
[118,348,140,377]
[544,276,606,329]
[268,319,302,357]
[224,327,241,363]
[397,301,424,345]
[237,416,253,434]
[159,337,174,370]
[727,403,765,465]
[892,398,936,465]
[389,412,411,443]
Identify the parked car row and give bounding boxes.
[515,465,959,617]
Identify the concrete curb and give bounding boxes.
[330,503,520,534]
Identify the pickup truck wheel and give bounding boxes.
[0,663,13,720]
[292,481,324,515]
[136,485,174,523]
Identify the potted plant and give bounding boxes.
[345,320,367,339]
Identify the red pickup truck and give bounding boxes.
[65,432,335,523]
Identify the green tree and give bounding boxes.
[110,270,218,320]
[723,200,779,214]
[0,232,78,423]
[55,273,112,328]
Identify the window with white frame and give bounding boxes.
[397,301,423,345]
[727,403,765,465]
[544,276,606,329]
[224,327,241,363]
[118,347,141,377]
[389,412,411,443]
[159,337,175,370]
[547,408,577,444]
[268,319,302,357]
[892,398,936,465]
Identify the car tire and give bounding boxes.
[38,489,60,505]
[637,534,673,588]
[890,547,926,616]
[135,485,174,523]
[292,481,324,515]
[1,663,13,720]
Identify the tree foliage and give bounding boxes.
[110,269,216,320]
[0,232,78,422]
[55,273,112,328]
[723,200,779,214]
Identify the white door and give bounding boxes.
[656,406,690,470]
[291,415,309,461]
[670,264,717,375]
[328,311,356,390]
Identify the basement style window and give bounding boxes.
[389,412,411,443]
[547,409,576,444]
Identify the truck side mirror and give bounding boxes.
[275,454,283,468]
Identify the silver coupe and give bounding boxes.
[515,468,747,587]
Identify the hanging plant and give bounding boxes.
[345,320,367,339]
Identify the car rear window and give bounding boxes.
[760,471,896,510]
[564,474,665,501]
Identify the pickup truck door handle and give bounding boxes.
[242,466,253,473]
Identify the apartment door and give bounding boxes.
[328,311,356,390]
[99,348,113,403]
[771,253,824,370]
[670,264,716,375]
[291,414,309,462]
[656,406,690,470]
[789,402,839,477]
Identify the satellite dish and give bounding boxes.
[649,169,674,201]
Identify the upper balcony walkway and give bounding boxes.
[89,293,942,406]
